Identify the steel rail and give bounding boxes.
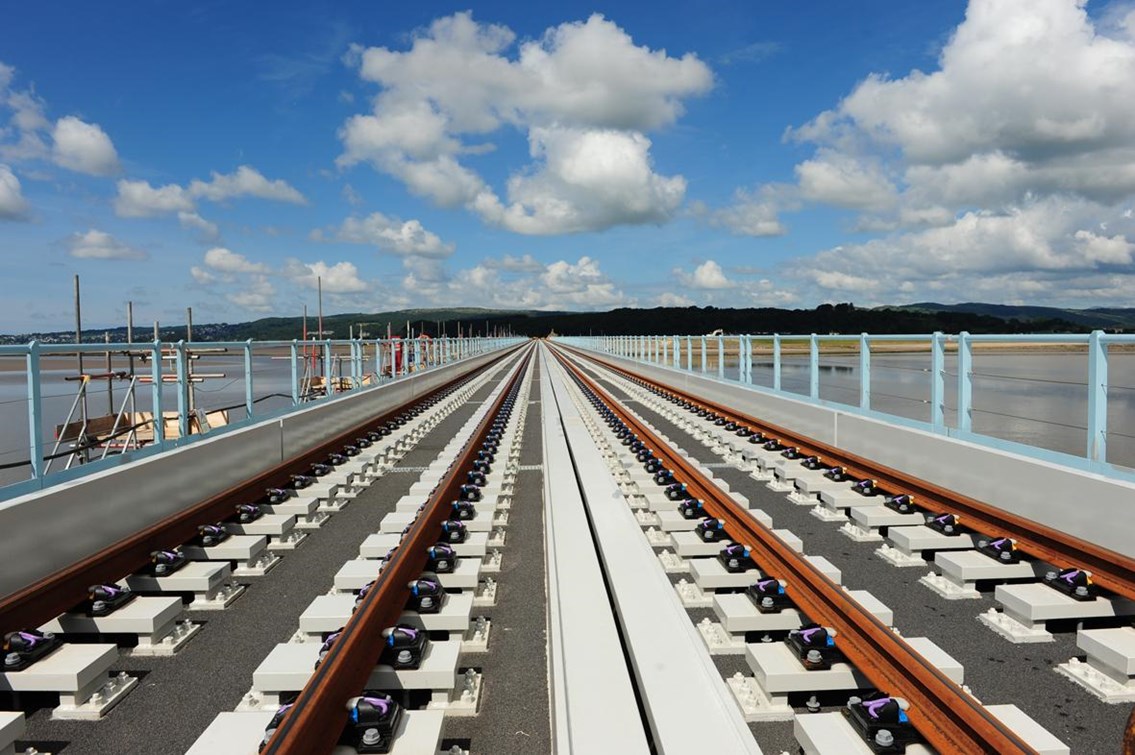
[551,344,1035,755]
[262,344,534,754]
[562,345,1135,603]
[0,346,523,637]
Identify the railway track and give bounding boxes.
[555,342,1135,753]
[3,339,1133,753]
[561,344,1135,603]
[549,343,1033,753]
[0,346,529,753]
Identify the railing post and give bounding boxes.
[324,340,335,395]
[717,335,724,379]
[930,331,945,429]
[673,335,681,368]
[662,337,669,366]
[26,342,44,481]
[244,340,254,419]
[859,333,871,411]
[290,341,300,404]
[809,334,819,399]
[700,336,707,373]
[740,335,749,383]
[773,334,782,391]
[151,340,165,443]
[685,335,692,371]
[175,340,189,440]
[1087,330,1109,462]
[957,332,973,433]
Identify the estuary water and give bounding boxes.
[1,351,1133,490]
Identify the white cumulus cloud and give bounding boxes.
[0,164,30,220]
[2,63,122,176]
[678,259,735,289]
[68,229,147,260]
[339,12,711,234]
[51,116,120,176]
[114,180,194,217]
[283,259,369,293]
[203,247,270,274]
[187,165,306,204]
[707,186,792,237]
[227,276,276,313]
[314,211,454,257]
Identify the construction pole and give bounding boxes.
[105,332,113,414]
[127,301,136,429]
[317,277,324,377]
[186,307,195,413]
[74,274,87,427]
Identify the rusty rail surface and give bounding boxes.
[550,344,1034,755]
[562,344,1135,603]
[262,344,533,754]
[0,346,523,637]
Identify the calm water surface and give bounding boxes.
[2,352,1133,489]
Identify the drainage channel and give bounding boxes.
[562,344,1130,754]
[5,350,524,755]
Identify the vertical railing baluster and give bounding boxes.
[957,332,973,433]
[26,342,44,483]
[930,332,945,429]
[1087,330,1109,462]
[859,333,871,411]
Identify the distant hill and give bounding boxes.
[889,302,1135,330]
[0,303,1095,344]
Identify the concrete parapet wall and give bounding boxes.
[0,350,511,602]
[586,352,1135,561]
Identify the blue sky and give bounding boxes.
[3,0,1135,332]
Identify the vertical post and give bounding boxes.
[740,333,749,383]
[773,334,782,391]
[956,332,973,432]
[1087,330,1109,462]
[930,331,945,429]
[74,274,87,426]
[26,342,44,481]
[700,336,707,373]
[809,334,819,399]
[324,340,334,395]
[290,341,300,405]
[859,333,871,410]
[673,335,681,368]
[175,340,189,440]
[685,335,692,371]
[244,340,254,419]
[151,340,164,444]
[185,307,194,414]
[104,332,113,415]
[716,335,724,379]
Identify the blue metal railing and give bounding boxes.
[560,331,1135,480]
[0,336,523,500]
